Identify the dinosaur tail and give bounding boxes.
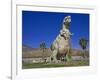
[50,44,54,51]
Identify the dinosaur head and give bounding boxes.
[63,16,71,29]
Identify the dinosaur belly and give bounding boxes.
[58,39,69,54]
[58,48,67,54]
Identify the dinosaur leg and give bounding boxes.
[66,49,72,62]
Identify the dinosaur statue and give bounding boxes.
[50,16,73,63]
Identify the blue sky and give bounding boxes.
[22,11,89,49]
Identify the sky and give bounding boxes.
[22,11,89,49]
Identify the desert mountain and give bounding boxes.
[22,45,89,58]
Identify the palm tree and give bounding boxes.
[79,38,88,58]
[40,42,47,62]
